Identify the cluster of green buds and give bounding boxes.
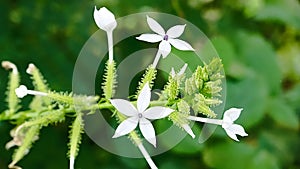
[0,6,248,169]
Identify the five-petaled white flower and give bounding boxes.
[222,108,248,141]
[136,16,194,58]
[93,6,117,32]
[110,83,174,147]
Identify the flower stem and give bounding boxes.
[188,116,223,125]
[137,143,158,169]
[69,156,74,169]
[152,50,161,68]
[26,89,48,97]
[107,30,114,63]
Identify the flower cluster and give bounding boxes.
[0,6,248,169]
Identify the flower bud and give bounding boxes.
[93,6,117,32]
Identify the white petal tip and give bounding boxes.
[150,142,156,148]
[182,124,195,139]
[241,133,248,137]
[191,133,196,139]
[112,133,120,138]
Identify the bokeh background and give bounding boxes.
[1,0,300,169]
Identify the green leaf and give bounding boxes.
[247,150,280,169]
[284,83,300,109]
[255,0,300,29]
[234,31,282,94]
[155,119,202,154]
[226,74,268,128]
[210,36,236,71]
[268,98,299,129]
[171,124,203,154]
[203,142,254,169]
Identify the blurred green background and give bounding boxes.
[1,0,300,169]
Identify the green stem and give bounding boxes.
[107,30,114,63]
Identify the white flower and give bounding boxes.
[221,108,248,141]
[93,6,117,32]
[136,16,194,58]
[188,107,248,141]
[15,85,28,98]
[110,83,174,147]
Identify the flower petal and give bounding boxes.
[231,124,248,137]
[166,24,186,38]
[143,107,174,119]
[110,99,138,116]
[94,6,117,32]
[223,124,248,141]
[112,116,138,138]
[181,124,195,138]
[224,128,239,141]
[223,108,243,123]
[146,16,165,35]
[139,118,156,147]
[136,34,163,43]
[178,63,188,76]
[159,40,171,58]
[169,39,194,51]
[137,83,151,113]
[170,67,176,78]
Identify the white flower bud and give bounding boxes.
[93,6,117,32]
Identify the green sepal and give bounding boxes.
[102,60,117,100]
[5,67,20,117]
[136,65,157,97]
[68,112,84,159]
[168,100,190,127]
[9,125,40,169]
[19,110,65,129]
[28,64,52,109]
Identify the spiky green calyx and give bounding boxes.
[136,65,157,97]
[9,125,40,169]
[102,60,117,100]
[2,61,20,117]
[27,63,52,108]
[68,112,84,160]
[168,100,190,127]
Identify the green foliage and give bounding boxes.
[0,0,300,169]
[268,98,299,129]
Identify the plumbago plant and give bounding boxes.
[0,6,248,169]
